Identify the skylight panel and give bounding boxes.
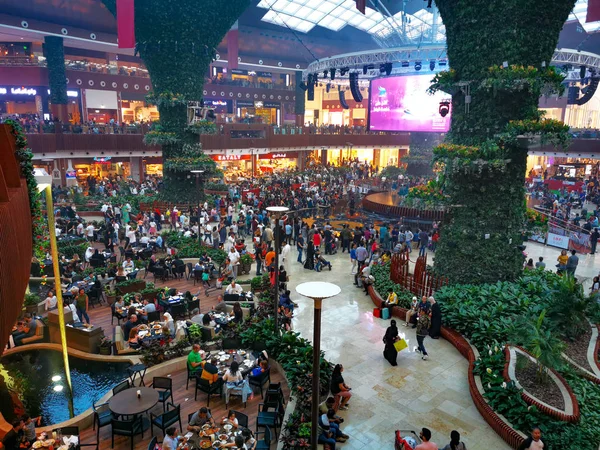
[281,2,302,15]
[305,9,327,23]
[316,2,338,14]
[294,21,315,32]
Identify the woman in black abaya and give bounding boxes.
[429,297,442,339]
[383,319,400,366]
[304,240,315,270]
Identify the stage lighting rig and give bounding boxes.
[330,68,336,80]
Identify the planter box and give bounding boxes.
[106,295,116,306]
[99,346,112,356]
[239,262,252,275]
[117,281,146,294]
[222,337,242,350]
[24,304,38,315]
[142,291,159,301]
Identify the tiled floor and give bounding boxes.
[267,238,600,450]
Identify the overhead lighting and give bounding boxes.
[415,61,422,71]
[340,67,349,76]
[430,60,436,71]
[330,68,336,81]
[53,385,64,392]
[439,101,450,117]
[401,61,410,68]
[51,375,62,382]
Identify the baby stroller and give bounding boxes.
[395,430,421,450]
[314,252,332,272]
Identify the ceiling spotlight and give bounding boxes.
[414,61,422,71]
[330,68,336,80]
[401,61,410,68]
[323,70,328,79]
[363,65,368,75]
[53,385,64,392]
[51,375,62,382]
[340,67,349,76]
[426,0,433,7]
[580,66,587,79]
[439,101,450,117]
[379,64,386,73]
[438,60,447,67]
[430,60,436,71]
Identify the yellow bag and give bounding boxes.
[394,338,408,352]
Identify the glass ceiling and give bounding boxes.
[568,0,600,33]
[256,0,446,44]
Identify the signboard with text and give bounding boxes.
[258,151,299,160]
[210,154,252,162]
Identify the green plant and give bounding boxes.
[45,36,68,105]
[240,254,253,265]
[99,336,113,348]
[187,324,203,343]
[370,263,414,309]
[24,293,40,307]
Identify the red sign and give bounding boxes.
[258,152,299,160]
[117,0,136,49]
[210,154,252,161]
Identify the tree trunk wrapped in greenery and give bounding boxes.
[430,0,574,284]
[102,0,250,202]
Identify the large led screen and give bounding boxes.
[368,75,451,132]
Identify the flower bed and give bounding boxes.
[370,264,600,449]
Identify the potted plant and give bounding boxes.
[250,275,269,294]
[188,323,203,344]
[98,336,113,355]
[23,293,41,315]
[105,288,118,306]
[116,279,146,294]
[240,253,253,275]
[93,267,107,279]
[140,283,160,301]
[220,324,242,350]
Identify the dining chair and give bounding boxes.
[112,379,131,396]
[147,310,161,323]
[150,377,173,411]
[146,436,157,450]
[150,403,182,437]
[169,303,187,320]
[194,377,223,406]
[254,426,272,450]
[111,416,144,450]
[187,299,200,317]
[231,410,249,429]
[248,367,271,399]
[186,365,198,390]
[185,263,193,280]
[92,401,114,445]
[256,402,281,437]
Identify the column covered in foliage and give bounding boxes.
[44,36,68,122]
[430,0,574,284]
[102,0,250,202]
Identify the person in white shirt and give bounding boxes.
[45,290,58,311]
[76,221,84,236]
[66,300,80,323]
[225,280,243,296]
[139,234,150,245]
[84,246,94,262]
[126,228,137,246]
[161,428,180,450]
[85,224,95,241]
[281,242,291,273]
[184,229,192,238]
[228,247,240,278]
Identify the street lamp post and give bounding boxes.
[295,282,341,450]
[266,206,289,332]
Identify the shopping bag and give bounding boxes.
[373,308,382,318]
[394,338,408,352]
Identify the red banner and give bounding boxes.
[210,154,251,162]
[258,151,299,160]
[117,0,136,49]
[588,0,600,22]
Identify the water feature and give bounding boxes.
[0,349,129,425]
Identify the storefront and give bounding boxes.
[74,157,130,181]
[84,89,118,124]
[0,85,81,122]
[204,99,234,123]
[236,100,281,125]
[211,154,253,180]
[257,151,299,173]
[143,157,163,176]
[121,92,159,124]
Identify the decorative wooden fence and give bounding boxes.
[390,252,448,298]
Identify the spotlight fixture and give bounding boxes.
[414,61,422,71]
[326,83,331,93]
[330,68,336,80]
[363,65,368,75]
[379,64,386,73]
[299,81,308,91]
[401,61,410,68]
[340,67,349,76]
[349,72,363,102]
[430,60,436,71]
[580,66,587,79]
[426,0,433,7]
[323,70,328,79]
[439,101,450,117]
[438,60,447,67]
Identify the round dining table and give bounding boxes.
[109,387,159,429]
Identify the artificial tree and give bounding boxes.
[102,0,250,202]
[405,132,444,176]
[430,0,575,284]
[44,36,69,122]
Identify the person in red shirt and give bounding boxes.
[313,231,321,249]
[431,231,440,252]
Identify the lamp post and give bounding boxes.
[295,282,341,450]
[34,169,72,395]
[266,205,289,332]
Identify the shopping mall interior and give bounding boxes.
[2,1,600,449]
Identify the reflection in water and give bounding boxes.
[0,350,128,425]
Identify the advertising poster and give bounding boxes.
[369,75,452,132]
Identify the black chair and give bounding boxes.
[186,365,198,390]
[170,302,187,320]
[150,377,173,411]
[147,310,161,323]
[119,246,126,263]
[174,264,186,279]
[111,305,124,326]
[147,436,157,450]
[255,426,272,450]
[187,299,200,317]
[112,379,130,396]
[194,377,223,406]
[248,368,271,399]
[231,410,248,429]
[256,402,281,437]
[153,267,166,283]
[192,269,203,286]
[88,288,103,309]
[92,401,114,445]
[150,403,182,437]
[111,416,144,450]
[185,263,193,280]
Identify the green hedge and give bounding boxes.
[162,231,227,263]
[371,262,414,308]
